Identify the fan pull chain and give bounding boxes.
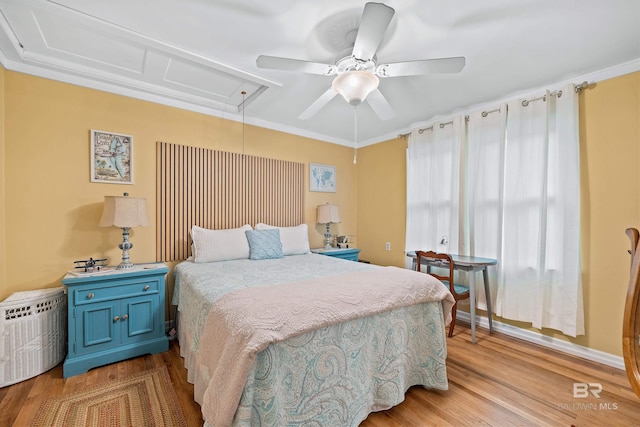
[241,91,246,156]
[353,106,358,165]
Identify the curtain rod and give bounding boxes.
[417,120,451,133]
[481,107,501,117]
[522,81,591,107]
[575,80,590,91]
[522,91,560,107]
[402,80,592,137]
[416,106,503,133]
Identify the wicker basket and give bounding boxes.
[0,287,67,387]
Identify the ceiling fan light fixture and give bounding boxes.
[332,71,379,106]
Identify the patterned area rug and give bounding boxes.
[33,366,187,427]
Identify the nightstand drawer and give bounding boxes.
[74,280,159,305]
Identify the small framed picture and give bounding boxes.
[310,163,336,192]
[90,130,133,184]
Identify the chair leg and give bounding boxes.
[448,303,457,338]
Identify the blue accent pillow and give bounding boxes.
[245,229,284,260]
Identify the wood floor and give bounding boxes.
[1,323,639,426]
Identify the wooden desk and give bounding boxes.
[407,252,497,344]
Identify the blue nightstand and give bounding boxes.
[62,263,169,377]
[311,247,361,262]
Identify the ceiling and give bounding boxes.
[0,0,638,147]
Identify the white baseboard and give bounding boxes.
[456,312,625,371]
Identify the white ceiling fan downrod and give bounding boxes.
[353,106,358,165]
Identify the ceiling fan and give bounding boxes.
[256,2,465,121]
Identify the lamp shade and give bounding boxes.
[317,203,341,224]
[332,71,379,106]
[99,194,149,228]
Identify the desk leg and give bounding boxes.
[483,267,493,333]
[469,270,477,344]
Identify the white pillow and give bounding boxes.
[191,224,252,263]
[255,223,311,255]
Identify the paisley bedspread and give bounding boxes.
[174,254,454,426]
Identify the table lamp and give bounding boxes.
[317,203,341,250]
[99,192,149,269]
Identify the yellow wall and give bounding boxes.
[357,71,640,357]
[579,72,640,354]
[1,70,358,300]
[0,65,5,294]
[356,138,407,266]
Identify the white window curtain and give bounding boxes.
[495,84,583,337]
[406,84,584,337]
[406,116,464,266]
[464,104,507,311]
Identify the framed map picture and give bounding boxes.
[309,163,336,192]
[90,130,133,184]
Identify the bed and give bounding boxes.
[173,225,455,426]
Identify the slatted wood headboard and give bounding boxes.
[156,142,305,262]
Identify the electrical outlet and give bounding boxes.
[385,242,391,251]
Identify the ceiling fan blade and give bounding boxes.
[377,57,466,77]
[366,89,395,120]
[352,2,395,61]
[298,88,338,120]
[256,55,336,75]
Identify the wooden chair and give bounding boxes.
[624,228,640,399]
[416,250,470,338]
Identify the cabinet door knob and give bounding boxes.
[143,285,150,291]
[87,293,95,299]
[122,314,129,321]
[113,316,120,322]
